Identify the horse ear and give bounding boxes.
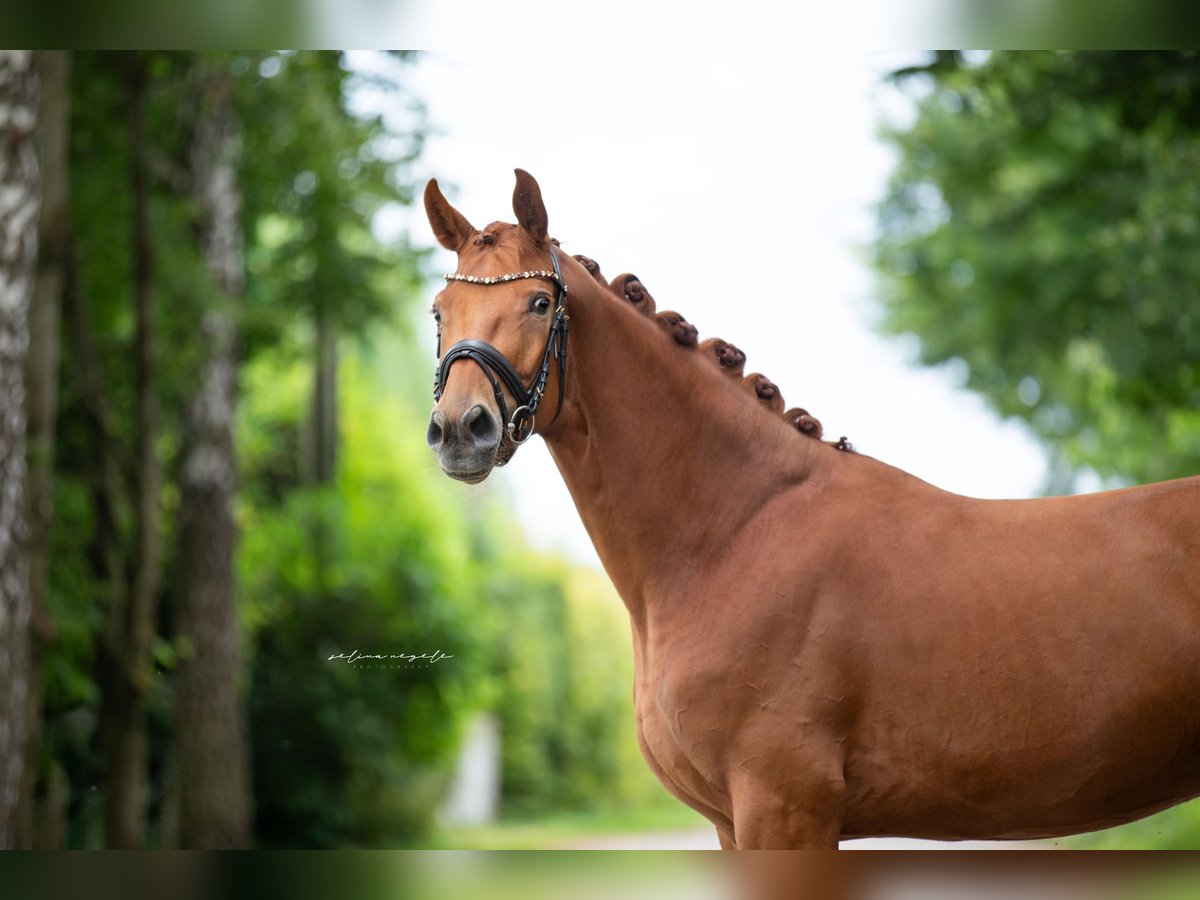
[512,168,548,244]
[424,178,475,251]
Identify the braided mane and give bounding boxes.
[570,252,852,453]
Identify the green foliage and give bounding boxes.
[428,803,709,849]
[877,51,1200,489]
[41,478,103,781]
[488,558,664,818]
[238,339,669,844]
[1066,809,1200,850]
[239,51,428,350]
[240,347,497,845]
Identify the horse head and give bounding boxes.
[423,169,568,483]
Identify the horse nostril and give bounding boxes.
[462,404,499,448]
[426,409,445,450]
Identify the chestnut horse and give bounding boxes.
[424,170,1200,849]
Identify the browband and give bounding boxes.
[444,268,566,292]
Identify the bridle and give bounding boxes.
[433,245,569,446]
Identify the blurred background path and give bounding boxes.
[560,830,1050,850]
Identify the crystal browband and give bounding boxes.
[445,269,566,291]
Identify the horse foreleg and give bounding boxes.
[717,826,737,849]
[728,767,844,849]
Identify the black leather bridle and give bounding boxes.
[433,245,569,445]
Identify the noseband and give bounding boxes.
[433,245,569,446]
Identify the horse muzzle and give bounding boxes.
[427,403,501,483]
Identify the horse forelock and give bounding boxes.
[450,221,552,277]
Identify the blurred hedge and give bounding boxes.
[237,335,670,845]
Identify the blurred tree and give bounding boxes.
[0,49,39,849]
[17,50,68,848]
[234,54,458,845]
[238,51,421,487]
[173,57,252,849]
[877,51,1200,489]
[94,49,163,850]
[48,51,260,847]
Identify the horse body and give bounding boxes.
[550,255,1200,846]
[834,469,1200,841]
[424,171,1200,848]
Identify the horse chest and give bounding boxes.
[632,649,745,822]
[634,686,733,821]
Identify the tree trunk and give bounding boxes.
[305,310,338,598]
[16,49,68,850]
[0,49,40,851]
[62,159,130,845]
[65,246,129,845]
[174,70,252,849]
[63,247,126,681]
[97,50,162,850]
[128,51,162,692]
[305,309,338,485]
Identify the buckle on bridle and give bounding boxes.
[508,406,535,444]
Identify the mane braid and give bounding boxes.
[576,250,852,453]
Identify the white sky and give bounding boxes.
[355,47,1049,568]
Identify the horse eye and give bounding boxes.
[530,296,552,314]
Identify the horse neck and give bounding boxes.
[541,271,822,623]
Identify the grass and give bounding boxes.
[1056,804,1200,850]
[424,803,711,849]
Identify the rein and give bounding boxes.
[433,245,569,445]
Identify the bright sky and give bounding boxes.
[358,48,1049,568]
